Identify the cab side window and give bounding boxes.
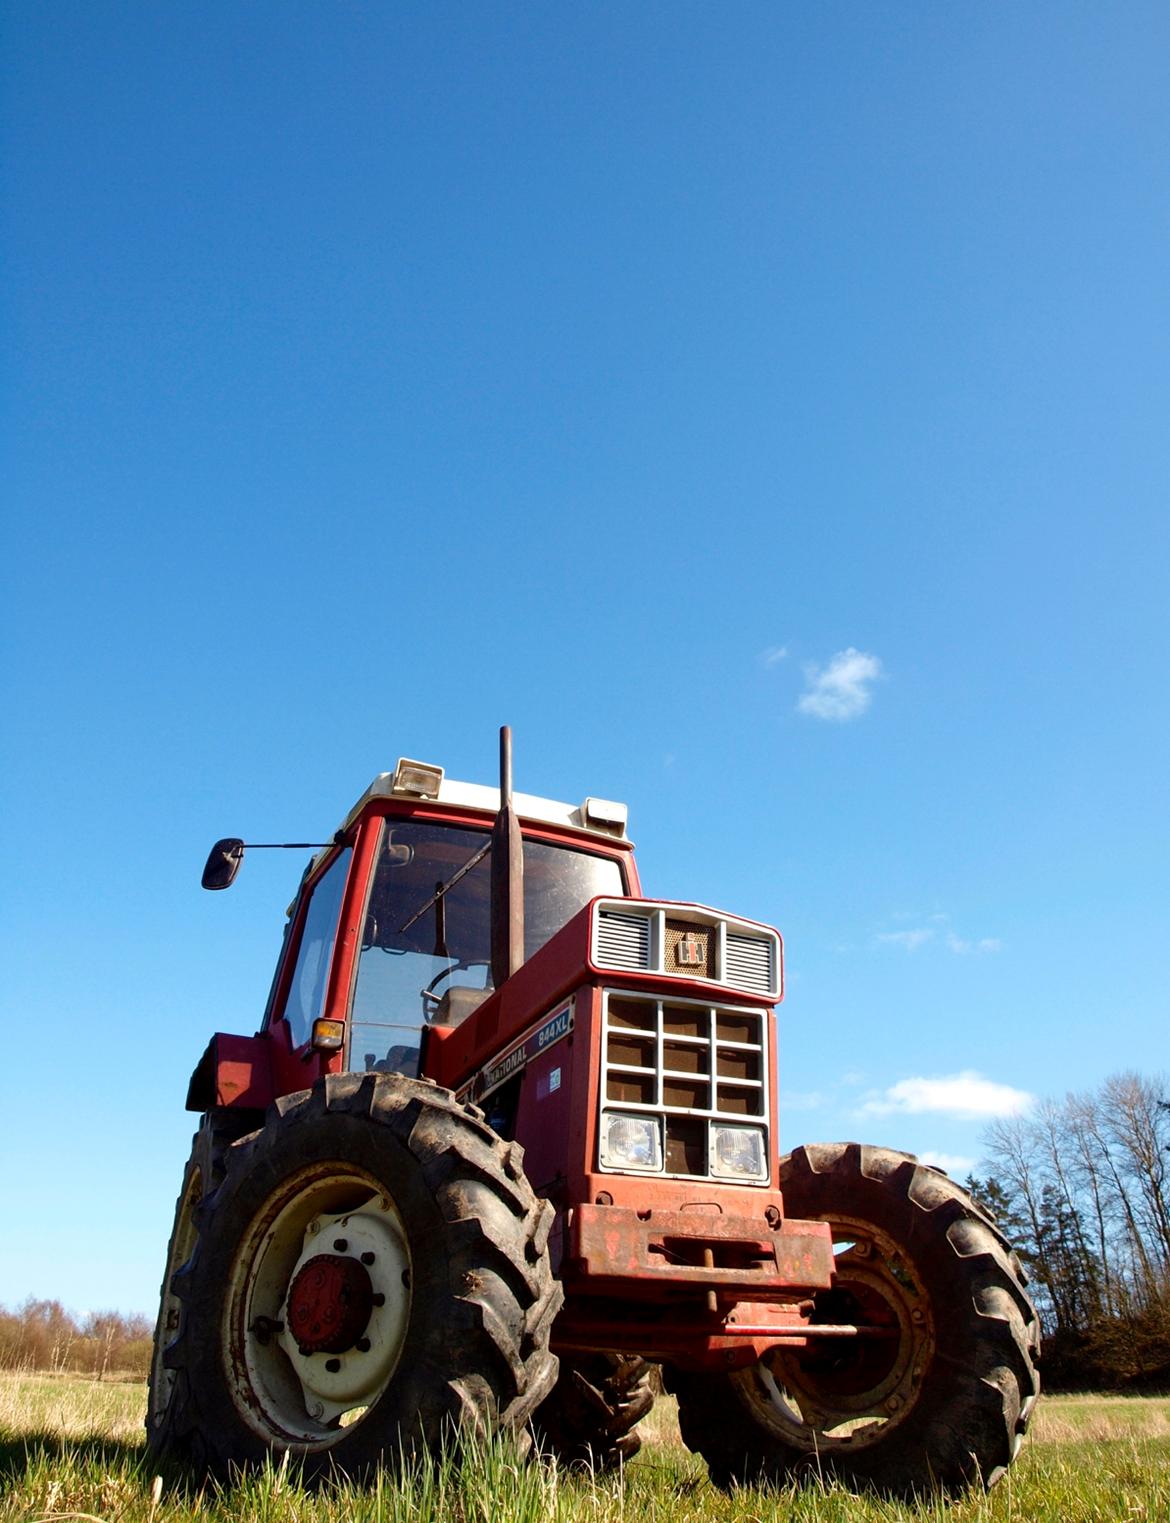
[281,848,352,1049]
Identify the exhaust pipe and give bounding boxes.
[490,725,525,988]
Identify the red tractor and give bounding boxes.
[149,731,1039,1495]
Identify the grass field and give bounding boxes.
[1,1372,1167,1523]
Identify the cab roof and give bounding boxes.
[338,758,630,843]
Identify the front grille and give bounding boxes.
[593,901,781,999]
[599,989,770,1183]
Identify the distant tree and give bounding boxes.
[0,1301,152,1379]
[979,1070,1170,1390]
[965,1173,1039,1274]
[1036,1182,1101,1334]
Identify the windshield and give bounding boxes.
[348,819,624,1077]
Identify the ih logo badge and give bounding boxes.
[676,931,704,967]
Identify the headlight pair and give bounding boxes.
[599,1112,767,1181]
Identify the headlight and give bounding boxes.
[600,1112,663,1172]
[710,1124,767,1181]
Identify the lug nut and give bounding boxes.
[249,1315,284,1345]
[361,1251,375,1265]
[355,1337,371,1353]
[325,1358,341,1373]
[333,1238,348,1252]
[372,1293,386,1307]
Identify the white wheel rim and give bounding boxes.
[224,1163,412,1448]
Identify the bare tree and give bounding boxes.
[980,1071,1170,1386]
[1102,1073,1170,1276]
[1033,1098,1102,1319]
[1065,1090,1119,1314]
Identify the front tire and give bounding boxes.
[531,1355,654,1472]
[671,1143,1040,1497]
[148,1073,562,1482]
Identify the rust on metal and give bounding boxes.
[567,1203,835,1294]
[702,1245,717,1314]
[490,725,525,988]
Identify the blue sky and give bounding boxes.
[2,3,1167,1316]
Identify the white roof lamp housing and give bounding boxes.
[581,797,628,837]
[390,757,444,798]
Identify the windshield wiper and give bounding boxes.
[398,838,492,935]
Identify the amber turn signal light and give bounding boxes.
[311,1018,345,1052]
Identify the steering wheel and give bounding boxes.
[419,958,490,1018]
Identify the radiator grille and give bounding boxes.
[599,989,770,1183]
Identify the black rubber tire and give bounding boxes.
[531,1355,654,1472]
[147,1072,563,1482]
[147,1108,256,1455]
[670,1143,1041,1498]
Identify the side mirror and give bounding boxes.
[202,838,245,891]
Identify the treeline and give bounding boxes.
[970,1071,1170,1391]
[0,1298,153,1380]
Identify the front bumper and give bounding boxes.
[566,1202,834,1295]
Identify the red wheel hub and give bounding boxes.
[286,1253,374,1354]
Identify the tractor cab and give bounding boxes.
[188,751,638,1112]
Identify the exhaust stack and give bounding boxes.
[490,725,525,988]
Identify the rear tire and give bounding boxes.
[147,1109,255,1454]
[531,1355,654,1471]
[671,1143,1040,1497]
[147,1073,562,1482]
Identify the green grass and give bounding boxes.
[1,1372,1167,1523]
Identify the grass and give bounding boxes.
[1,1372,1167,1523]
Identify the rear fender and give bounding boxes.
[185,1032,274,1113]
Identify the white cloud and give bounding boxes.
[797,647,883,721]
[859,1071,1034,1121]
[946,931,1002,954]
[874,923,1001,955]
[875,928,934,952]
[759,645,789,666]
[919,1151,976,1177]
